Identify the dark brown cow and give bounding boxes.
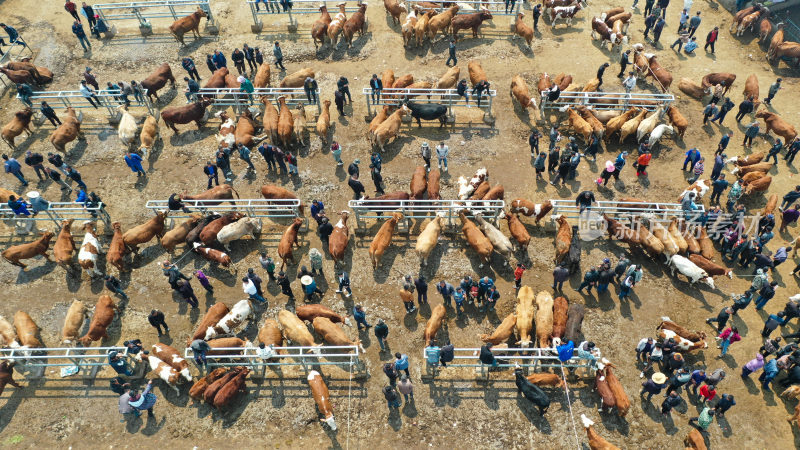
[140,63,176,101]
[204,68,228,89]
[0,67,34,84]
[0,361,22,396]
[451,10,493,40]
[161,98,213,134]
[199,212,245,245]
[701,73,736,94]
[343,3,367,48]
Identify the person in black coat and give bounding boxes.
[40,101,61,126]
[176,280,198,308]
[735,97,754,123]
[414,276,428,304]
[370,74,383,104]
[371,166,384,195]
[277,271,295,301]
[318,216,333,247]
[205,54,216,73]
[348,175,365,199]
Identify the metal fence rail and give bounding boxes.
[407,0,522,15]
[540,91,674,113]
[0,41,34,87]
[246,0,366,31]
[17,89,156,120]
[0,201,111,231]
[145,198,307,229]
[549,200,704,225]
[423,347,597,378]
[94,0,216,36]
[191,87,321,115]
[361,87,496,120]
[348,198,504,232]
[0,346,132,377]
[183,345,364,377]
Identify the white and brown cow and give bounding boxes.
[204,299,253,340]
[550,3,582,28]
[78,221,102,278]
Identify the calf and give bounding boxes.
[169,7,207,45]
[193,244,232,267]
[79,295,116,346]
[329,211,350,266]
[278,217,303,270]
[140,63,176,101]
[308,370,337,430]
[0,361,22,397]
[0,67,34,84]
[2,231,54,269]
[50,107,83,153]
[514,366,550,415]
[213,367,249,408]
[424,304,447,345]
[140,353,181,394]
[313,317,363,352]
[161,98,212,134]
[452,10,492,40]
[370,212,403,268]
[61,300,88,344]
[205,300,253,340]
[123,211,168,253]
[1,108,33,149]
[78,221,102,278]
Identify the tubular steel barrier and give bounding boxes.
[17,89,156,121]
[548,200,703,225]
[0,201,111,232]
[0,346,133,377]
[423,347,597,378]
[0,41,34,87]
[191,87,320,115]
[93,0,216,36]
[361,87,496,120]
[540,91,674,113]
[183,345,365,377]
[348,198,504,232]
[407,0,522,15]
[246,0,366,31]
[145,198,306,228]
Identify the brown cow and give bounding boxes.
[50,107,84,153]
[204,68,228,89]
[657,319,706,342]
[604,214,640,246]
[161,98,212,134]
[410,166,427,200]
[199,212,244,245]
[594,368,617,413]
[253,62,271,89]
[423,304,447,345]
[262,97,279,143]
[260,184,304,214]
[308,369,337,429]
[756,110,798,145]
[123,211,168,253]
[701,73,736,94]
[511,199,552,224]
[460,211,493,267]
[13,311,41,349]
[370,106,408,151]
[181,184,239,206]
[552,296,568,340]
[743,74,760,109]
[525,372,565,388]
[1,108,33,149]
[582,414,620,450]
[5,61,43,83]
[0,67,34,84]
[278,217,303,270]
[329,211,350,265]
[510,75,536,109]
[452,10,493,40]
[169,7,207,45]
[187,303,230,345]
[204,369,240,404]
[685,429,707,450]
[106,221,126,272]
[732,161,773,177]
[744,175,772,194]
[769,42,800,67]
[427,5,459,41]
[2,231,54,269]
[479,313,516,344]
[369,212,403,268]
[213,367,249,408]
[504,212,531,251]
[193,245,232,267]
[514,13,534,47]
[53,219,77,269]
[277,96,294,149]
[140,63,176,101]
[427,169,441,200]
[0,361,22,397]
[554,215,571,264]
[312,5,332,48]
[469,181,490,200]
[78,295,116,346]
[343,3,367,48]
[161,214,203,253]
[468,60,488,87]
[768,22,786,59]
[646,55,672,92]
[666,105,688,138]
[296,304,348,325]
[189,367,228,400]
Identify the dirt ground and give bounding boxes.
[0,0,799,447]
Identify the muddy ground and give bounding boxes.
[0,0,799,447]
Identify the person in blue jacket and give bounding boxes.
[129,380,157,417]
[124,151,145,177]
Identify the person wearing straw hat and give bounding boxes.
[27,191,49,216]
[640,372,667,401]
[301,275,322,302]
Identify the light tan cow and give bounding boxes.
[535,291,554,347]
[61,300,88,344]
[515,286,535,347]
[416,214,443,266]
[13,311,42,348]
[423,304,447,345]
[369,212,403,268]
[313,317,363,352]
[479,313,516,344]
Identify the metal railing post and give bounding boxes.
[365,90,372,116]
[168,4,178,19]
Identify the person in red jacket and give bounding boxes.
[705,26,719,53]
[698,383,716,404]
[514,263,526,289]
[636,149,652,176]
[65,0,81,21]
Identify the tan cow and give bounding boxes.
[684,428,707,450]
[667,218,688,254]
[504,212,530,251]
[168,7,207,45]
[604,108,638,141]
[2,231,54,269]
[278,310,320,350]
[253,61,271,88]
[280,68,315,88]
[106,221,126,272]
[53,219,76,269]
[139,115,159,154]
[278,217,303,270]
[459,211,493,267]
[415,10,434,46]
[515,286,535,347]
[554,215,571,264]
[535,291,554,347]
[181,184,239,206]
[160,214,203,253]
[744,175,772,194]
[1,108,33,149]
[514,13,534,47]
[50,107,83,153]
[123,211,168,253]
[316,100,331,144]
[297,304,349,325]
[552,296,568,340]
[582,414,620,450]
[666,105,688,138]
[424,304,447,345]
[427,169,441,200]
[277,96,294,149]
[562,107,593,143]
[0,316,19,347]
[368,105,390,137]
[61,300,88,344]
[510,75,536,109]
[756,109,798,144]
[79,295,116,346]
[416,214,443,266]
[207,337,246,355]
[619,109,647,143]
[13,311,42,348]
[369,212,403,268]
[313,317,363,351]
[329,211,350,265]
[261,96,279,143]
[479,313,516,344]
[258,318,284,352]
[428,5,459,41]
[467,60,488,87]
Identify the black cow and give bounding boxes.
[403,100,448,128]
[563,225,581,274]
[514,367,550,415]
[564,303,584,344]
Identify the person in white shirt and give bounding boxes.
[79,80,99,108]
[242,276,266,303]
[435,142,449,171]
[623,72,637,93]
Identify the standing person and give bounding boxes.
[397,375,414,402]
[718,327,741,356]
[353,305,370,330]
[528,129,541,155]
[148,309,169,335]
[329,141,343,167]
[190,339,211,370]
[383,362,398,386]
[182,57,200,81]
[640,372,667,401]
[277,271,295,302]
[715,393,735,417]
[23,151,45,181]
[318,217,333,248]
[334,89,345,116]
[128,380,157,418]
[436,280,455,307]
[709,174,729,204]
[644,13,657,39]
[688,157,704,183]
[303,76,318,104]
[337,76,352,104]
[446,39,457,66]
[533,152,546,179]
[678,8,689,30]
[755,281,778,310]
[597,265,614,294]
[374,319,389,351]
[254,47,264,66]
[370,166,384,195]
[689,406,716,431]
[258,143,278,171]
[79,80,99,108]
[123,151,145,177]
[623,72,637,93]
[177,279,199,308]
[687,11,701,37]
[337,271,352,297]
[212,50,227,69]
[532,3,542,30]
[205,54,216,73]
[726,179,742,212]
[369,74,382,104]
[348,174,365,200]
[285,150,298,176]
[243,276,266,303]
[184,76,200,102]
[766,140,782,164]
[661,391,682,416]
[418,142,433,171]
[688,369,706,395]
[414,275,428,305]
[383,385,401,409]
[764,78,782,105]
[781,186,800,209]
[65,0,81,21]
[514,263,526,289]
[704,26,719,53]
[259,252,276,281]
[394,353,410,377]
[762,312,787,338]
[246,268,263,297]
[72,20,91,51]
[479,343,499,367]
[440,341,455,367]
[636,337,655,362]
[45,167,71,192]
[596,62,609,88]
[781,204,800,232]
[243,44,256,72]
[203,161,219,189]
[273,42,285,70]
[614,255,631,282]
[308,247,324,276]
[618,50,631,78]
[619,274,634,301]
[711,97,735,125]
[435,142,449,171]
[552,264,569,291]
[741,353,764,378]
[548,124,561,152]
[636,149,651,176]
[653,16,666,42]
[425,342,441,369]
[698,382,717,405]
[104,275,128,300]
[702,103,717,125]
[736,96,754,122]
[39,101,62,127]
[716,132,732,154]
[786,136,800,164]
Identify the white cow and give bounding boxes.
[217,217,262,251]
[647,124,673,147]
[215,111,236,149]
[457,167,488,199]
[474,213,513,266]
[117,106,138,147]
[667,255,715,288]
[657,328,708,351]
[204,299,253,340]
[636,106,663,142]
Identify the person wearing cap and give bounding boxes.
[347,159,360,177]
[370,74,383,104]
[303,76,318,104]
[640,372,667,401]
[147,309,169,335]
[353,305,370,330]
[244,267,262,297]
[277,271,295,301]
[239,75,254,97]
[337,271,352,297]
[243,276,266,303]
[765,78,781,105]
[436,280,455,307]
[300,275,322,302]
[108,350,133,376]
